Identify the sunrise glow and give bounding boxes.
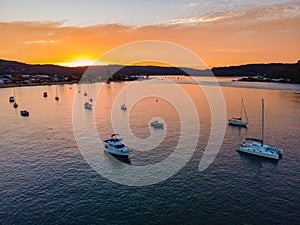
[57,56,102,67]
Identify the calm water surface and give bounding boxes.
[1,77,299,224]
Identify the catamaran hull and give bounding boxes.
[237,147,279,160]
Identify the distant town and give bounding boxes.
[0,59,299,87]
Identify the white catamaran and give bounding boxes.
[229,98,248,127]
[237,99,283,160]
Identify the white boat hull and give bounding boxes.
[237,142,282,160]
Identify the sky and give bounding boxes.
[0,0,299,67]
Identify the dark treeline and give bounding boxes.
[1,59,299,83]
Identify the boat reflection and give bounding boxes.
[105,152,131,164]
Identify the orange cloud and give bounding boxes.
[0,1,299,67]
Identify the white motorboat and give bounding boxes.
[237,99,283,160]
[103,134,129,157]
[229,98,248,127]
[150,120,164,128]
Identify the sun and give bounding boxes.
[58,56,103,67]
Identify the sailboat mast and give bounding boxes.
[261,98,264,146]
[240,98,243,119]
[242,99,249,123]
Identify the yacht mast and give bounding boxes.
[240,98,243,119]
[261,98,264,146]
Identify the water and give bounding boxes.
[1,78,300,224]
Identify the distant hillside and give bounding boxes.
[212,63,288,76]
[0,59,299,83]
[266,61,300,83]
[0,59,86,77]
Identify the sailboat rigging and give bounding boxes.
[84,84,92,110]
[228,98,248,127]
[55,86,59,101]
[237,98,283,160]
[120,89,127,111]
[13,90,18,108]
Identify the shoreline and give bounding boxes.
[0,81,78,89]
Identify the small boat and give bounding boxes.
[20,110,29,117]
[237,99,283,160]
[121,104,127,111]
[229,98,248,127]
[84,102,92,110]
[120,90,127,110]
[12,90,18,108]
[103,134,129,157]
[43,92,48,97]
[84,86,92,110]
[9,96,14,102]
[55,86,59,101]
[150,120,164,128]
[9,90,15,102]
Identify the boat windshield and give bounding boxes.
[116,144,125,149]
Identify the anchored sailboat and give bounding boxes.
[55,86,59,101]
[229,98,248,127]
[237,99,283,160]
[13,90,18,108]
[84,85,92,110]
[120,90,127,111]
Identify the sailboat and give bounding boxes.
[9,90,15,102]
[55,86,59,101]
[237,99,283,160]
[13,90,18,108]
[120,90,127,110]
[229,98,248,127]
[84,85,92,110]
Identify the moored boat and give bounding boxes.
[229,98,248,127]
[237,99,283,160]
[84,102,92,110]
[103,134,129,157]
[150,120,164,128]
[20,110,29,117]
